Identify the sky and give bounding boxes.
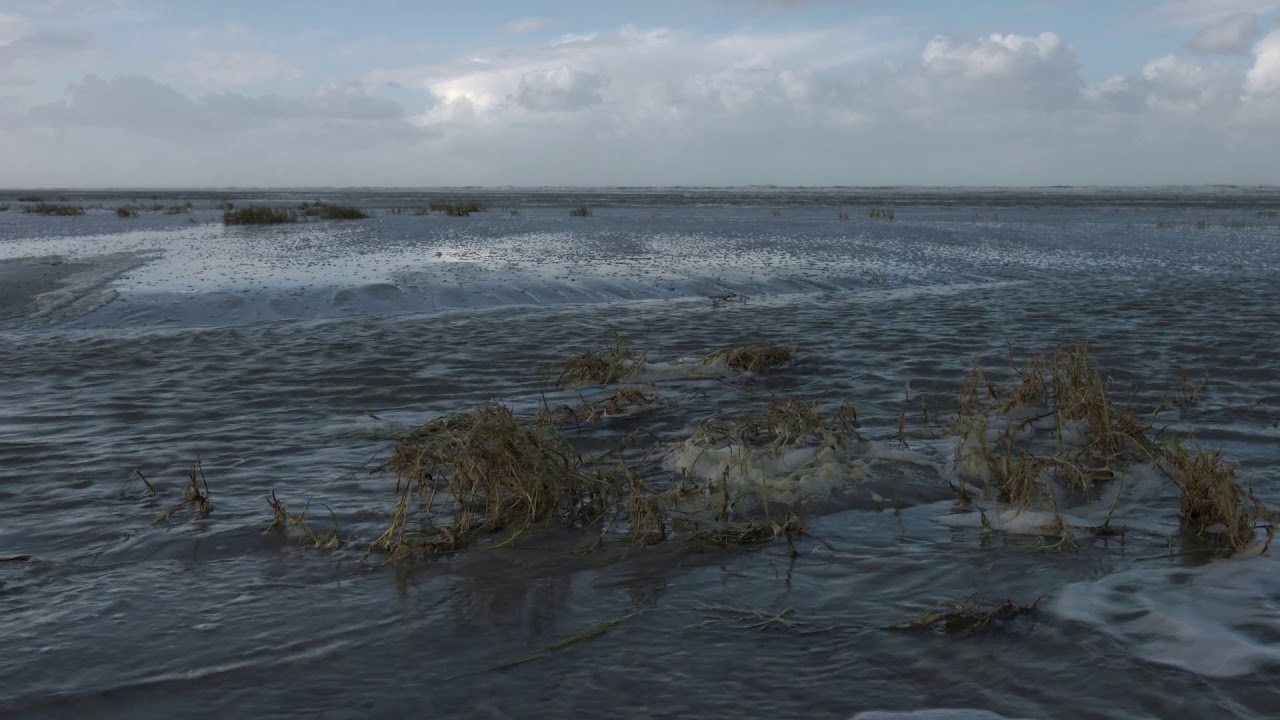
[1,0,1279,187]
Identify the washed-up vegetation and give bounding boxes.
[172,334,1268,566]
[892,595,1041,633]
[23,203,85,216]
[299,201,369,220]
[223,205,298,225]
[948,343,1273,552]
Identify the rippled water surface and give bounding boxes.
[2,188,1279,719]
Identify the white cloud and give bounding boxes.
[1149,0,1280,28]
[1189,12,1261,53]
[918,32,1080,108]
[515,66,605,111]
[0,32,95,84]
[1246,28,1280,93]
[164,50,303,89]
[500,17,554,35]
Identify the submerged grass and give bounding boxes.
[299,202,369,220]
[429,201,486,216]
[23,203,85,216]
[557,334,647,387]
[376,404,616,559]
[155,461,213,522]
[704,343,796,373]
[0,203,9,212]
[1159,438,1275,552]
[223,206,298,225]
[892,595,1040,633]
[570,205,593,217]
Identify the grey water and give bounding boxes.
[1,188,1279,719]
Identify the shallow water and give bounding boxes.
[2,189,1279,719]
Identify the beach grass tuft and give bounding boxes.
[299,201,370,220]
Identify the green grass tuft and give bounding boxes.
[299,202,370,220]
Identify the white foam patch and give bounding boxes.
[1054,552,1280,678]
[934,506,1091,534]
[664,438,862,512]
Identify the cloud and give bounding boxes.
[1245,27,1280,93]
[500,17,554,35]
[164,50,303,89]
[1148,0,1280,28]
[1188,12,1261,53]
[21,74,418,143]
[918,32,1080,109]
[0,32,94,84]
[515,66,605,111]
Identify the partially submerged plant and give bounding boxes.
[23,203,85,216]
[223,205,298,225]
[1159,438,1275,552]
[155,461,213,522]
[569,205,593,217]
[556,334,647,387]
[267,491,346,549]
[376,404,616,559]
[116,206,139,218]
[428,200,486,216]
[299,202,369,220]
[704,344,796,373]
[709,292,750,308]
[537,385,664,425]
[892,594,1040,633]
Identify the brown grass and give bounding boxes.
[374,404,615,559]
[557,334,647,387]
[1159,438,1275,552]
[892,594,1040,633]
[704,344,796,373]
[155,461,212,522]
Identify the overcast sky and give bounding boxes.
[2,0,1279,187]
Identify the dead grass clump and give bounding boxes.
[1159,438,1275,553]
[709,291,750,308]
[704,344,796,373]
[375,404,615,559]
[556,335,647,387]
[538,385,664,425]
[892,595,1040,633]
[155,461,213,522]
[687,513,806,555]
[267,491,346,549]
[569,205,593,217]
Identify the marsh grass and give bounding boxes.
[299,202,369,220]
[375,404,617,559]
[429,201,486,216]
[1260,211,1278,219]
[164,202,193,215]
[868,208,895,220]
[116,206,139,218]
[155,461,213,522]
[569,205,593,217]
[24,203,85,216]
[223,206,298,225]
[557,334,647,387]
[16,195,43,202]
[892,595,1040,633]
[1159,438,1275,552]
[537,385,665,425]
[703,343,796,373]
[0,203,9,212]
[267,491,346,549]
